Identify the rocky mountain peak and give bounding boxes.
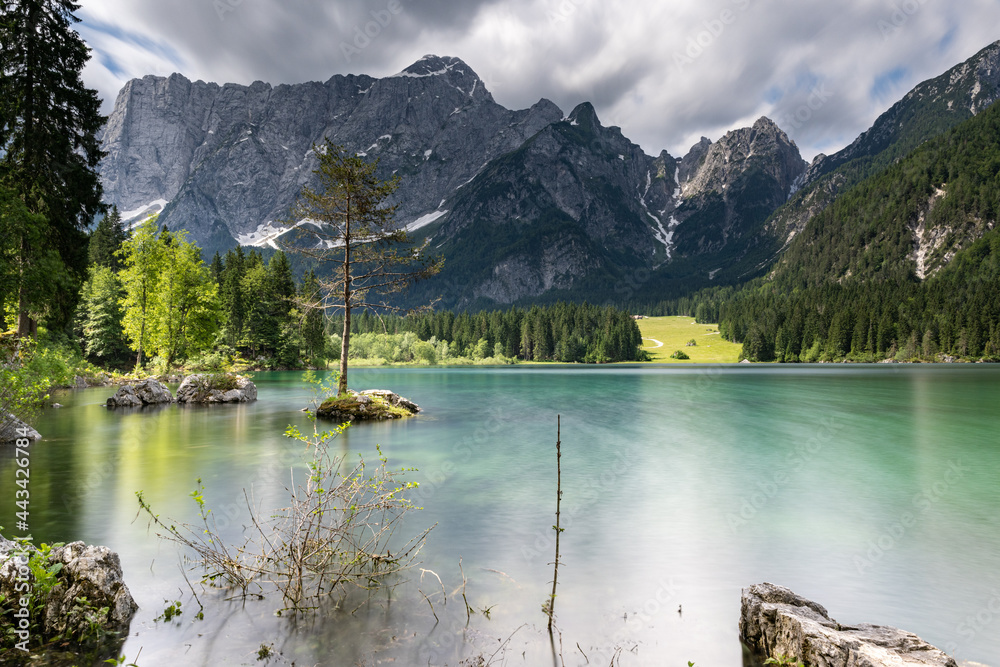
[566,101,600,130]
[683,118,804,199]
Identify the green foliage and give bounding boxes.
[154,600,182,623]
[764,655,805,667]
[88,206,128,272]
[119,218,164,366]
[78,266,131,367]
[0,333,48,428]
[119,217,221,368]
[0,0,106,332]
[669,350,690,360]
[0,185,66,333]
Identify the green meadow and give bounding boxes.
[637,316,743,363]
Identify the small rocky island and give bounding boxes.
[176,373,257,404]
[740,583,960,667]
[316,389,419,422]
[105,374,257,408]
[106,378,174,407]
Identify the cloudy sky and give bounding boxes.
[76,0,1000,161]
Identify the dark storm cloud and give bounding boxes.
[77,0,1000,161]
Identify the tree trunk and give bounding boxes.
[338,235,351,397]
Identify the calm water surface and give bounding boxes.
[2,365,999,666]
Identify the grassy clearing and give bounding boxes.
[637,316,743,363]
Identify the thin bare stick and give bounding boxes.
[418,588,439,623]
[458,556,473,625]
[545,415,563,634]
[419,568,447,603]
[487,623,527,665]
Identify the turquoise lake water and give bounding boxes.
[2,365,999,665]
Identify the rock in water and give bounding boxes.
[176,374,257,404]
[357,389,421,413]
[316,390,420,422]
[106,378,173,407]
[0,535,138,642]
[740,582,958,667]
[0,414,41,443]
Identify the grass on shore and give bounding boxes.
[637,316,743,363]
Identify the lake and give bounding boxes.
[2,365,999,665]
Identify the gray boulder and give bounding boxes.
[358,389,421,414]
[0,535,137,642]
[740,582,958,667]
[106,378,173,407]
[0,414,41,443]
[176,374,257,404]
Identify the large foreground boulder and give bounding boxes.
[740,582,958,667]
[0,535,137,646]
[106,378,173,407]
[176,373,257,404]
[0,414,41,443]
[316,390,420,422]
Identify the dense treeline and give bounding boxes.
[75,212,645,369]
[74,211,327,371]
[334,302,646,363]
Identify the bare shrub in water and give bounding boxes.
[136,422,431,613]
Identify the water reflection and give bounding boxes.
[1,366,998,665]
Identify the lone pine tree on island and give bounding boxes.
[287,140,443,396]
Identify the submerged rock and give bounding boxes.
[740,582,958,667]
[106,378,173,407]
[316,390,420,422]
[0,535,137,645]
[176,373,257,403]
[0,414,41,443]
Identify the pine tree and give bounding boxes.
[288,140,443,395]
[88,206,127,271]
[0,0,106,335]
[301,269,326,361]
[79,266,130,366]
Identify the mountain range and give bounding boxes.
[97,41,1000,308]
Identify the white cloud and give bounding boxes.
[76,0,1000,161]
